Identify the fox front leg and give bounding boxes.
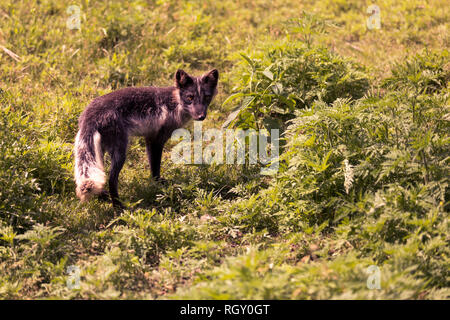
[145,136,164,181]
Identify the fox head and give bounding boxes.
[174,69,219,121]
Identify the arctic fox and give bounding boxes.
[74,69,219,208]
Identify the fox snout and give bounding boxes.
[193,110,207,121]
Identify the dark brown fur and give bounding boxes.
[74,69,219,208]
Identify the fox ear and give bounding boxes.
[202,69,219,85]
[175,69,193,88]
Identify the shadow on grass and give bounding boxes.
[124,163,267,212]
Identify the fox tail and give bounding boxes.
[74,130,106,201]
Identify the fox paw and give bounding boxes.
[98,190,110,202]
[154,177,168,185]
[112,199,126,211]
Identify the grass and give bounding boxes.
[0,0,449,299]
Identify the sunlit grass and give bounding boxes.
[0,0,448,299]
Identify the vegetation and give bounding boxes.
[0,0,448,299]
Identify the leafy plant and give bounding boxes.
[223,42,369,131]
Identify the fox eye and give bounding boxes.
[185,95,194,103]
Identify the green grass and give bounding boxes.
[0,0,449,299]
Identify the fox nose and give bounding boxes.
[195,112,207,121]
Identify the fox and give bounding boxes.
[74,68,219,208]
